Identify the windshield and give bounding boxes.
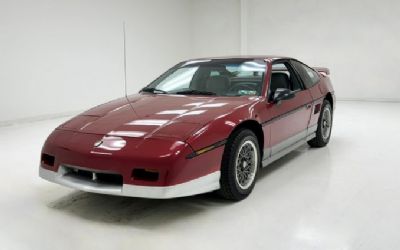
[142,59,266,96]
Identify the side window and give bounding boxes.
[291,60,320,88]
[270,62,302,92]
[304,65,320,86]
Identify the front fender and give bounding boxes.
[186,100,262,152]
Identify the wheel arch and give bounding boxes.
[229,120,264,158]
[325,92,334,109]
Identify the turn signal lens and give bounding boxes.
[132,168,159,181]
[41,153,55,167]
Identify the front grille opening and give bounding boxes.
[96,173,123,184]
[64,166,123,186]
[41,153,55,167]
[132,168,159,182]
[71,168,92,180]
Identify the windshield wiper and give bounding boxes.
[175,89,216,96]
[141,87,168,94]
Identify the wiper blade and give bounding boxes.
[175,89,216,96]
[141,87,168,94]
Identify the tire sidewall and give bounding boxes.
[225,130,260,198]
[319,100,332,144]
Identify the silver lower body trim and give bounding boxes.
[308,123,318,134]
[39,166,221,199]
[271,130,308,155]
[262,126,317,167]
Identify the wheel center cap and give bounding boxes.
[243,161,248,168]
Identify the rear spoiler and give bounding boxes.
[313,67,330,76]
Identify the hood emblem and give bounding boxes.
[94,140,103,147]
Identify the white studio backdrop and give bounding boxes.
[245,0,400,102]
[1,0,399,124]
[0,0,192,124]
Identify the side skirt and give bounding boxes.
[262,131,316,168]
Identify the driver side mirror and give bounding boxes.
[273,88,295,103]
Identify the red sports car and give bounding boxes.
[40,56,335,200]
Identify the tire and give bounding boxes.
[217,129,261,201]
[308,99,333,148]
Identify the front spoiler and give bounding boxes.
[39,166,220,199]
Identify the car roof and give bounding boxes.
[185,55,294,62]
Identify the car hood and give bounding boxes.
[59,93,258,141]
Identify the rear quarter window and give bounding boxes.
[291,60,320,88]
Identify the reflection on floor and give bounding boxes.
[0,101,399,250]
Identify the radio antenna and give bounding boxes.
[123,21,127,98]
[122,22,138,116]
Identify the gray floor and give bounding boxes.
[1,101,399,250]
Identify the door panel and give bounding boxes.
[260,60,314,159]
[269,89,313,155]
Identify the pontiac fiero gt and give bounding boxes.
[40,56,335,200]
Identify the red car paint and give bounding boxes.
[40,56,335,193]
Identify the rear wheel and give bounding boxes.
[308,99,332,147]
[218,129,260,201]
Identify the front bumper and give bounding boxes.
[39,165,220,199]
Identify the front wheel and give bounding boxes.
[308,99,333,147]
[217,129,260,201]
